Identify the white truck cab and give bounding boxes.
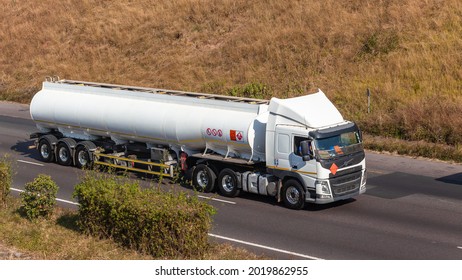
[265,91,367,208]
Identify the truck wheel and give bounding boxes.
[38,138,55,162]
[56,142,73,166]
[75,144,93,169]
[218,168,240,197]
[282,179,305,210]
[193,164,216,193]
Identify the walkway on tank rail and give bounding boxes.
[46,76,269,105]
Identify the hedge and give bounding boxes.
[73,172,215,259]
[21,174,59,220]
[0,157,12,205]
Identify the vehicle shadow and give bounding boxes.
[436,173,462,185]
[177,181,356,211]
[237,192,356,211]
[10,139,40,161]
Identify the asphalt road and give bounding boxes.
[1,102,462,260]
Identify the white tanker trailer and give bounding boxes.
[30,78,366,209]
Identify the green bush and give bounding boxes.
[21,174,59,220]
[0,157,13,206]
[228,82,271,99]
[73,172,216,259]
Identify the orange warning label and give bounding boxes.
[230,130,244,142]
[330,163,338,175]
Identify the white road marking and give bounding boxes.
[198,195,236,205]
[208,233,324,260]
[11,187,234,206]
[10,188,79,206]
[16,160,44,166]
[457,246,462,250]
[55,198,80,206]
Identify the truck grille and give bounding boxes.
[329,170,362,197]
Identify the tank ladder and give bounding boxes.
[45,76,269,105]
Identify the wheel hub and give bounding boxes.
[197,170,208,188]
[40,144,50,159]
[221,175,235,192]
[78,150,88,166]
[59,147,69,162]
[286,186,300,205]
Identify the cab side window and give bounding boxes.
[294,136,309,156]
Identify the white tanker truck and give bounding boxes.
[30,78,366,209]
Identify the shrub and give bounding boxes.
[73,172,216,259]
[228,82,271,99]
[21,174,59,220]
[0,157,13,206]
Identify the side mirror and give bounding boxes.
[300,140,313,161]
[302,155,312,161]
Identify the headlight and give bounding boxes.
[361,170,367,189]
[315,180,331,195]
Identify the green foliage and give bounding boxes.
[73,172,216,259]
[357,30,400,59]
[21,174,59,220]
[0,156,13,206]
[228,82,271,99]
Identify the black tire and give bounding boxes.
[75,144,93,169]
[38,138,54,162]
[217,168,240,197]
[282,179,305,210]
[192,164,216,193]
[56,142,73,166]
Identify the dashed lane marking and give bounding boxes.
[16,160,44,167]
[198,195,236,205]
[10,188,79,206]
[208,233,324,260]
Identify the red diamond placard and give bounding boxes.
[330,163,338,175]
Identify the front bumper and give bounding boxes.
[310,169,366,204]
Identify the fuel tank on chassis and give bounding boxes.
[30,82,269,161]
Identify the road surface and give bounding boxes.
[1,101,462,259]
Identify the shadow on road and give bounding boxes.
[436,173,462,185]
[229,191,356,211]
[367,172,462,200]
[11,139,40,161]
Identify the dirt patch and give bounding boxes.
[0,243,34,260]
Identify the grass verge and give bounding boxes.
[364,134,462,163]
[0,197,264,260]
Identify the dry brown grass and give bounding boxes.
[1,0,461,149]
[0,197,264,259]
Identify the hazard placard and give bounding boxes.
[230,130,244,142]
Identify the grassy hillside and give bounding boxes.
[1,0,461,152]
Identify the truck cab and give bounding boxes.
[265,90,367,209]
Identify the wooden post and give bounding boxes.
[367,88,371,113]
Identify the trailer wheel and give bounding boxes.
[218,168,240,197]
[38,138,55,162]
[75,144,93,169]
[192,164,216,193]
[282,179,305,210]
[56,142,73,166]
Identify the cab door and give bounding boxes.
[274,126,316,173]
[274,126,292,170]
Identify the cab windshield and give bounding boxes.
[314,131,362,160]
